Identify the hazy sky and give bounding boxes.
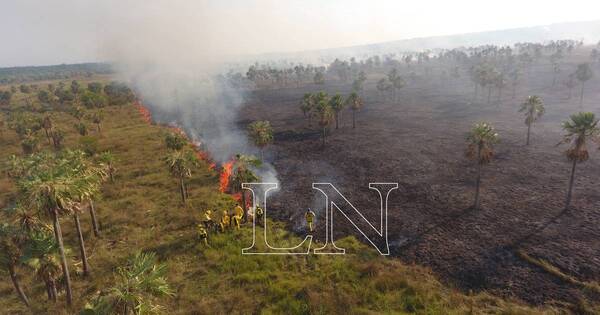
[2,0,600,67]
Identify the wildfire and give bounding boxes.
[134,100,152,124]
[167,125,186,136]
[219,161,234,193]
[219,160,247,206]
[165,125,215,171]
[133,99,232,195]
[190,141,216,171]
[233,192,245,206]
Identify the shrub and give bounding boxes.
[81,91,108,108]
[79,136,99,156]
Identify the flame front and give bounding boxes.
[134,99,229,192]
[219,161,246,206]
[134,100,152,124]
[220,161,234,193]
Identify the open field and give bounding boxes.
[0,78,581,314]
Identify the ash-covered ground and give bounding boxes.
[239,50,600,305]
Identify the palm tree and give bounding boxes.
[247,121,274,159]
[0,223,30,307]
[519,96,545,145]
[315,96,334,146]
[71,105,85,121]
[72,202,91,276]
[313,72,325,85]
[346,92,363,129]
[510,67,523,100]
[329,94,345,129]
[164,149,198,203]
[92,111,103,133]
[19,168,75,306]
[564,74,576,100]
[466,122,499,210]
[75,122,88,136]
[21,131,39,155]
[50,128,64,150]
[300,93,315,124]
[376,78,391,101]
[494,73,507,102]
[65,150,105,258]
[559,112,600,209]
[98,151,117,183]
[83,252,174,315]
[5,154,26,179]
[23,230,63,302]
[229,154,261,221]
[391,75,406,103]
[575,63,594,105]
[387,68,403,102]
[550,51,563,87]
[485,68,500,104]
[12,204,43,234]
[164,132,187,151]
[42,115,53,144]
[16,150,99,305]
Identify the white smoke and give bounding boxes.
[98,1,281,184]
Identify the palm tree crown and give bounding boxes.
[83,252,174,315]
[247,121,274,151]
[164,149,198,180]
[560,112,599,162]
[466,122,499,164]
[520,96,545,126]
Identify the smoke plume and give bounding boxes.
[99,1,284,186]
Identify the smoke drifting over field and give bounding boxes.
[100,1,284,183]
[121,67,246,163]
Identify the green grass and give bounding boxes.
[0,80,574,314]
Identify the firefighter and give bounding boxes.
[305,208,316,232]
[220,210,231,232]
[255,204,264,226]
[197,224,208,245]
[202,210,214,230]
[232,204,244,229]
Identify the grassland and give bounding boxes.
[0,80,588,314]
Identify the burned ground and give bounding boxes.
[239,51,600,305]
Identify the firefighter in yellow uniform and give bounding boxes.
[220,210,230,232]
[197,224,208,245]
[202,210,214,229]
[305,208,316,232]
[232,204,244,229]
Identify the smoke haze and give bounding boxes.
[3,0,600,191]
[2,0,600,67]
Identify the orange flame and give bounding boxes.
[232,192,244,205]
[167,126,186,136]
[219,160,248,207]
[134,101,152,124]
[165,124,215,171]
[219,161,234,193]
[134,99,226,185]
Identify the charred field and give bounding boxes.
[239,49,600,305]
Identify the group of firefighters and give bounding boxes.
[196,204,316,245]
